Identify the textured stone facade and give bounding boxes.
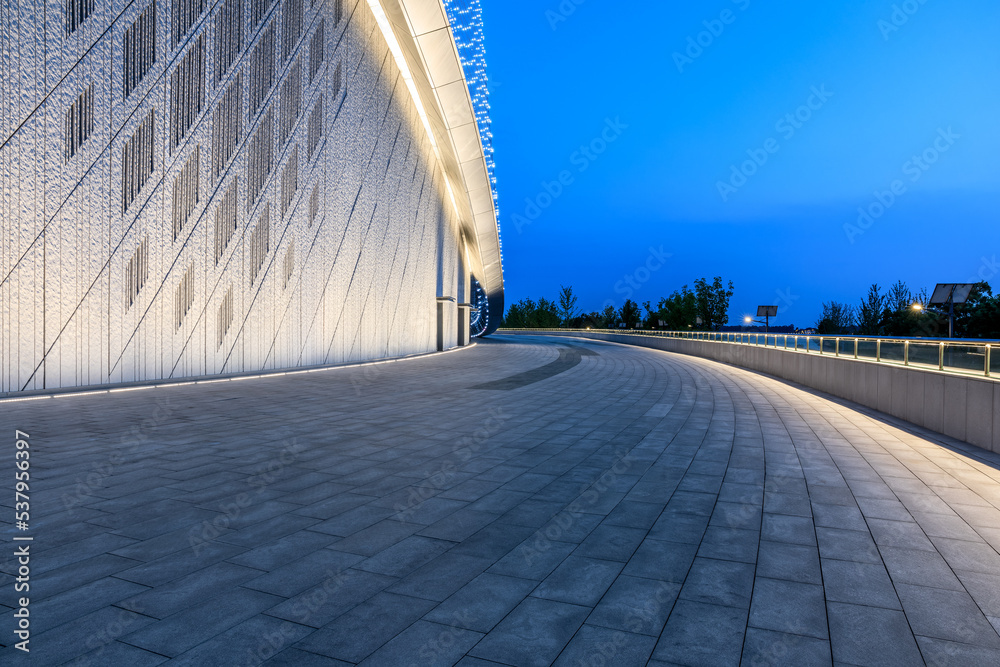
[1,0,476,393]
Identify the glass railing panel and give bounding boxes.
[856,340,879,360]
[906,342,940,369]
[943,344,990,374]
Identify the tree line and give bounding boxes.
[501,278,736,331]
[817,281,1000,339]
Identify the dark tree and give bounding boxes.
[619,299,642,329]
[694,277,735,331]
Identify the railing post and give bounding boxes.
[819,337,824,355]
[876,340,881,363]
[939,343,945,371]
[987,345,992,378]
[904,341,909,366]
[836,338,840,357]
[854,339,859,359]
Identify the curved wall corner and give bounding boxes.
[0,0,500,394]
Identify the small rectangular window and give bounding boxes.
[308,182,319,227]
[214,177,239,264]
[65,84,95,162]
[214,0,244,84]
[280,145,298,218]
[212,72,243,181]
[281,0,303,62]
[170,0,205,49]
[283,240,294,289]
[218,285,233,347]
[122,109,156,214]
[169,35,205,152]
[306,94,322,162]
[277,57,302,148]
[248,204,270,286]
[66,0,96,37]
[249,0,277,32]
[308,19,324,84]
[175,265,195,328]
[124,2,157,99]
[247,108,274,212]
[125,236,149,311]
[248,21,276,121]
[172,146,200,240]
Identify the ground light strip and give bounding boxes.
[0,343,477,403]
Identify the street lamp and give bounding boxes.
[746,306,778,334]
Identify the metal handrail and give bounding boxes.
[498,329,999,380]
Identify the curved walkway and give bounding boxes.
[3,334,1000,665]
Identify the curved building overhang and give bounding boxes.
[367,0,504,334]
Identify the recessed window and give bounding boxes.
[172,146,200,240]
[169,35,205,152]
[122,109,156,214]
[66,0,96,37]
[124,2,157,99]
[65,84,95,162]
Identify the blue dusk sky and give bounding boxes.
[481,0,1000,327]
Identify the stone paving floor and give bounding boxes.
[2,334,1000,665]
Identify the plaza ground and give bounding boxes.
[2,334,1000,665]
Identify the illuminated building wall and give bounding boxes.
[0,0,497,393]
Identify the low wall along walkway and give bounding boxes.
[500,330,999,454]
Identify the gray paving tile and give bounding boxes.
[119,561,264,619]
[821,558,901,610]
[697,526,760,563]
[895,583,1000,648]
[915,635,1000,667]
[354,536,454,578]
[878,545,965,591]
[292,592,436,662]
[31,576,150,635]
[587,575,679,636]
[121,588,284,657]
[761,513,816,546]
[678,558,755,609]
[816,527,883,564]
[168,614,315,665]
[424,572,539,633]
[553,623,656,666]
[573,524,646,562]
[742,627,831,665]
[622,538,698,583]
[531,555,623,607]
[488,537,575,580]
[467,597,590,666]
[357,620,483,666]
[651,600,748,666]
[748,577,827,639]
[828,602,923,667]
[264,568,398,629]
[756,540,821,584]
[244,550,364,597]
[388,552,494,602]
[226,531,341,570]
